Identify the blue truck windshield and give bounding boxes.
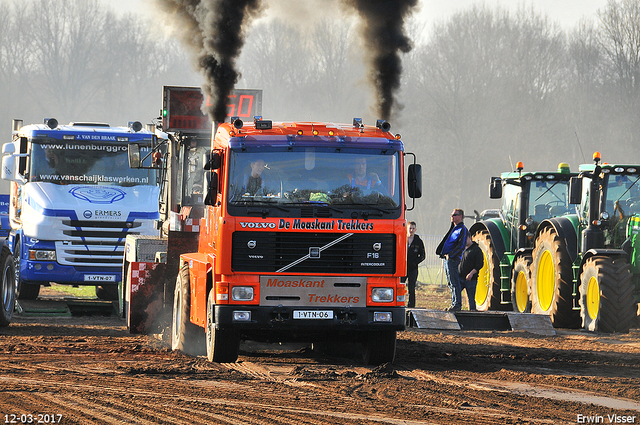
[29,139,156,186]
[227,149,401,210]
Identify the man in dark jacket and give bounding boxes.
[436,209,468,311]
[403,221,425,308]
[459,234,484,311]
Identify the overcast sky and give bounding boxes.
[102,0,608,30]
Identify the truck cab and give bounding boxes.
[1,119,160,300]
[172,118,421,364]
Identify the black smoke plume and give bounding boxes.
[343,0,418,120]
[155,0,262,124]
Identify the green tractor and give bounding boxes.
[529,152,638,332]
[470,162,576,313]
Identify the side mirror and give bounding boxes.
[569,176,582,204]
[489,177,502,199]
[204,171,218,205]
[128,143,141,168]
[407,164,422,198]
[204,151,221,170]
[2,142,15,155]
[1,154,16,181]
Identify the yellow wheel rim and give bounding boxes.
[475,250,490,306]
[515,270,528,312]
[586,276,600,320]
[536,250,554,312]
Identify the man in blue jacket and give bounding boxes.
[436,209,468,311]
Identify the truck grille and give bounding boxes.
[232,232,396,274]
[55,220,142,267]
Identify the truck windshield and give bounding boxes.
[29,139,156,186]
[227,149,401,210]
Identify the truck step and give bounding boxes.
[407,309,555,336]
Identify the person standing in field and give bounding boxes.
[436,208,468,311]
[458,233,484,311]
[402,221,425,308]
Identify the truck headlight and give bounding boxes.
[29,250,56,261]
[231,286,254,301]
[374,312,393,322]
[233,311,251,321]
[371,288,393,303]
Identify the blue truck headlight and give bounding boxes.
[29,250,56,261]
[231,286,254,301]
[371,288,393,303]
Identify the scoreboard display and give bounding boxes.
[162,86,263,133]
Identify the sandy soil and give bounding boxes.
[1,294,639,425]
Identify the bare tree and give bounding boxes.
[27,0,111,118]
[598,0,640,107]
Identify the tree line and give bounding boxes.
[1,0,639,234]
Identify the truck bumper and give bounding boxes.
[20,261,121,286]
[215,305,405,343]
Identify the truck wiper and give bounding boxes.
[346,203,397,216]
[285,201,344,214]
[246,204,291,215]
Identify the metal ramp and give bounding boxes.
[16,299,117,317]
[407,309,556,336]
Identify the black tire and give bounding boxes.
[0,247,16,327]
[14,241,40,300]
[579,256,635,333]
[206,291,239,363]
[472,229,504,311]
[362,330,396,365]
[171,264,205,356]
[511,255,532,313]
[96,285,118,301]
[531,226,579,328]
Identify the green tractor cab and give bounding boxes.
[470,162,576,314]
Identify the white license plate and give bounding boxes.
[84,275,116,282]
[293,310,333,320]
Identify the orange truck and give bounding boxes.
[125,91,421,365]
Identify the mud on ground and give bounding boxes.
[1,306,639,425]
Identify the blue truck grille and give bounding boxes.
[55,220,142,266]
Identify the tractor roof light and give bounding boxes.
[516,161,524,172]
[593,151,601,164]
[558,162,570,174]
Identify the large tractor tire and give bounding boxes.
[472,229,504,311]
[531,226,580,328]
[206,291,239,363]
[579,256,635,333]
[171,264,205,356]
[362,330,397,365]
[511,255,532,313]
[0,247,16,327]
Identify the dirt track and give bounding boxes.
[1,306,639,425]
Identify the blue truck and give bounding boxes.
[0,119,160,321]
